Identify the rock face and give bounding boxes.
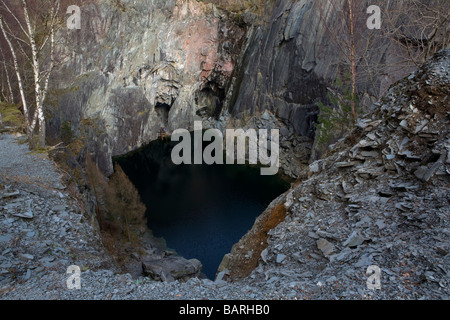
[49,0,247,174]
[47,0,430,176]
[226,0,437,165]
[218,49,450,299]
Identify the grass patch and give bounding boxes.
[26,147,49,155]
[0,102,25,131]
[225,201,287,280]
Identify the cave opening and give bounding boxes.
[155,102,171,127]
[114,136,290,279]
[195,82,226,120]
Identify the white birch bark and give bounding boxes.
[0,14,30,129]
[1,0,60,146]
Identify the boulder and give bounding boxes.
[142,256,202,282]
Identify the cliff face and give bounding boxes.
[219,49,450,298]
[227,0,428,135]
[49,0,247,173]
[48,0,425,174]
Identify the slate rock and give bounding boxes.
[142,256,202,282]
[12,211,34,219]
[19,253,34,261]
[276,254,286,264]
[316,238,335,257]
[260,248,269,263]
[343,231,365,248]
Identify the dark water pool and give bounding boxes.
[115,138,290,279]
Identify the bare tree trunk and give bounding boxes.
[317,0,360,121]
[346,0,357,121]
[0,0,61,147]
[0,46,14,103]
[22,0,44,146]
[0,14,30,131]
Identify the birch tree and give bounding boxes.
[0,45,14,103]
[317,0,367,122]
[0,0,62,147]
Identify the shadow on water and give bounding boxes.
[114,136,290,279]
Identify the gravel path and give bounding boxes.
[0,134,65,191]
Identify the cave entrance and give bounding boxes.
[114,137,290,279]
[195,82,226,120]
[155,102,171,127]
